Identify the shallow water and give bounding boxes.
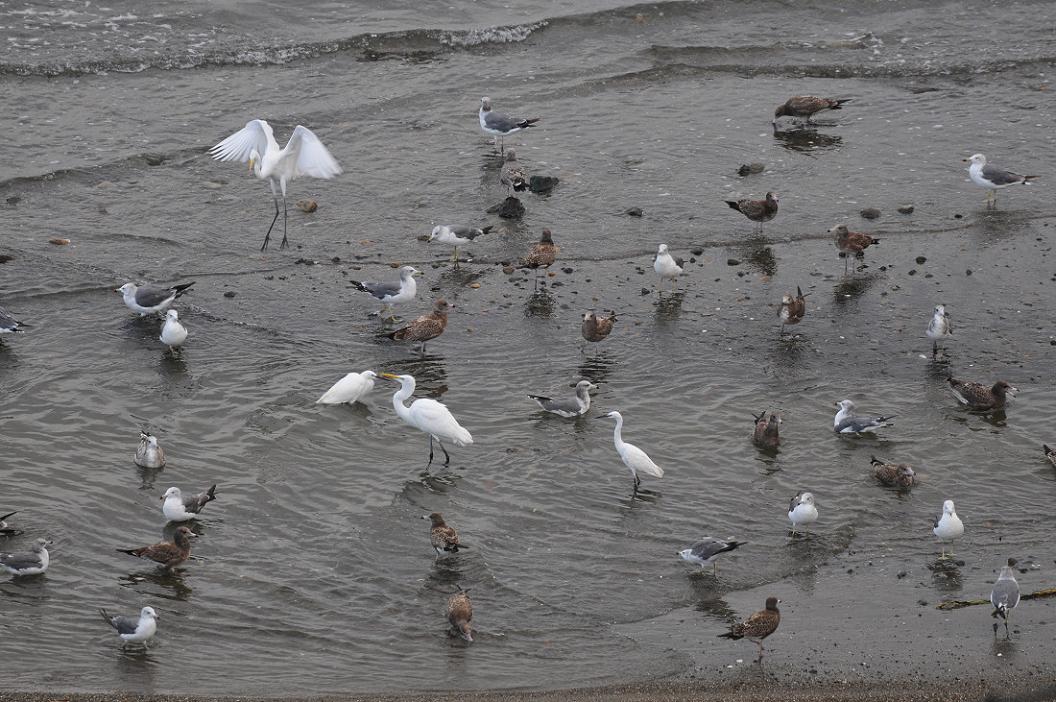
[1,0,1055,695]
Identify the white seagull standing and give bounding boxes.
[428,225,493,268]
[787,492,818,534]
[678,537,745,575]
[653,244,684,293]
[833,399,895,434]
[991,558,1021,639]
[350,266,422,321]
[926,304,952,358]
[100,606,158,645]
[0,537,51,576]
[597,410,664,496]
[116,281,195,316]
[479,97,540,152]
[159,310,188,351]
[316,370,377,405]
[963,153,1036,209]
[210,119,342,250]
[380,373,473,465]
[932,499,964,559]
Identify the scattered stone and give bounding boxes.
[293,258,316,265]
[691,247,703,256]
[203,181,224,190]
[915,256,927,264]
[954,213,962,219]
[529,175,559,194]
[561,267,573,274]
[0,255,13,264]
[966,269,972,276]
[48,237,71,246]
[223,291,236,298]
[908,269,917,276]
[6,196,21,205]
[897,571,907,579]
[497,196,525,219]
[625,207,643,217]
[143,153,165,166]
[898,205,915,214]
[502,265,515,274]
[389,262,400,268]
[640,288,650,295]
[737,162,765,176]
[296,199,318,213]
[416,234,431,241]
[469,282,481,289]
[860,207,881,219]
[331,256,341,263]
[727,258,741,266]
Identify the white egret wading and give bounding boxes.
[380,373,472,465]
[316,370,377,405]
[597,410,664,496]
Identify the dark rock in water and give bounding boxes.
[727,258,741,266]
[143,153,165,166]
[625,207,643,217]
[296,199,318,213]
[0,254,13,264]
[898,205,915,214]
[529,175,559,194]
[737,162,765,176]
[691,247,704,255]
[331,256,341,263]
[954,213,963,219]
[640,288,650,295]
[860,207,881,219]
[915,256,927,264]
[495,196,525,219]
[223,291,236,298]
[561,267,574,274]
[6,196,21,205]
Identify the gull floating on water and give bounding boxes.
[830,225,880,272]
[100,606,158,645]
[833,399,895,434]
[779,286,808,333]
[597,410,664,496]
[116,281,195,316]
[159,310,188,351]
[210,119,342,250]
[932,499,964,559]
[870,456,916,489]
[379,372,472,465]
[0,511,21,537]
[161,485,217,523]
[653,244,684,293]
[948,377,1016,411]
[429,225,493,268]
[788,492,818,534]
[991,558,1021,639]
[0,537,51,576]
[963,153,1036,209]
[528,379,596,418]
[926,304,952,358]
[425,512,464,560]
[350,266,422,321]
[134,432,166,469]
[1044,444,1056,468]
[718,596,781,660]
[384,299,450,354]
[0,306,25,339]
[316,370,377,405]
[582,310,616,343]
[118,526,196,571]
[479,96,540,152]
[678,537,745,575]
[447,587,474,642]
[725,192,778,231]
[773,96,851,125]
[752,411,781,450]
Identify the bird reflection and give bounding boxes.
[745,245,778,276]
[977,209,1026,245]
[773,126,843,153]
[386,355,448,398]
[118,570,193,602]
[578,351,615,384]
[928,558,963,594]
[654,292,684,321]
[136,465,164,491]
[122,315,162,342]
[833,272,880,303]
[524,289,556,318]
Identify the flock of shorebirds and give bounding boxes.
[0,93,1049,657]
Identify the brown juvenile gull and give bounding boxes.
[718,596,781,659]
[581,310,616,343]
[678,537,745,575]
[424,512,465,560]
[161,485,217,522]
[520,229,559,289]
[385,299,450,353]
[926,304,953,358]
[829,224,880,272]
[871,455,916,489]
[479,96,539,152]
[118,526,197,571]
[752,411,780,450]
[991,558,1021,639]
[1044,444,1056,468]
[134,432,166,469]
[0,511,21,537]
[724,192,778,231]
[964,153,1037,209]
[778,286,807,333]
[947,377,1017,411]
[773,96,851,125]
[447,587,474,642]
[500,150,529,192]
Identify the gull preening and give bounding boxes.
[100,606,158,645]
[787,492,818,534]
[725,192,778,231]
[752,411,781,450]
[773,96,851,125]
[316,370,377,405]
[429,225,493,268]
[653,244,684,293]
[118,526,197,571]
[833,399,895,435]
[963,153,1036,209]
[0,306,25,339]
[384,299,450,354]
[947,377,1016,412]
[116,281,195,316]
[597,410,664,496]
[0,537,51,576]
[159,310,188,351]
[161,485,217,523]
[425,512,464,560]
[932,499,964,559]
[870,456,916,489]
[479,96,540,152]
[779,286,808,333]
[991,558,1021,639]
[350,266,422,321]
[677,537,744,575]
[210,119,342,250]
[380,372,472,465]
[528,379,597,418]
[718,596,781,660]
[830,225,880,272]
[447,587,473,642]
[926,304,952,357]
[134,432,166,469]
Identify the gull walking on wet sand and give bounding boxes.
[948,377,1016,411]
[653,244,684,294]
[788,492,818,534]
[134,432,166,469]
[0,306,25,339]
[932,499,964,559]
[210,119,342,250]
[0,511,22,537]
[118,526,197,571]
[991,558,1021,639]
[161,485,217,523]
[528,379,597,418]
[833,399,894,435]
[725,192,778,232]
[773,96,851,126]
[520,228,559,289]
[479,96,540,153]
[350,266,422,321]
[100,606,158,646]
[384,299,450,354]
[116,281,195,316]
[830,224,880,272]
[779,286,808,334]
[582,310,616,344]
[871,456,916,489]
[379,373,472,465]
[752,411,780,450]
[159,310,188,351]
[424,512,465,560]
[597,410,664,496]
[429,225,493,268]
[926,304,952,358]
[316,370,377,405]
[964,153,1037,209]
[0,538,51,576]
[678,537,745,575]
[718,596,781,660]
[447,587,474,642]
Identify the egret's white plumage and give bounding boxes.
[317,370,377,405]
[210,119,342,250]
[598,410,663,494]
[933,499,964,559]
[159,310,188,350]
[380,373,472,465]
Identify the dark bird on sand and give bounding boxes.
[117,526,196,571]
[385,299,450,353]
[773,96,851,125]
[779,286,808,333]
[725,192,778,230]
[447,587,474,642]
[871,456,916,489]
[947,377,1016,411]
[582,310,616,343]
[425,512,466,560]
[752,411,781,449]
[719,596,781,659]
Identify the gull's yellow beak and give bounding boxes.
[380,372,400,380]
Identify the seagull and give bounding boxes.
[653,244,684,293]
[582,310,616,343]
[724,192,778,231]
[830,225,880,272]
[350,266,422,321]
[161,485,217,523]
[870,456,916,489]
[991,558,1021,639]
[210,119,342,250]
[447,587,473,642]
[1044,444,1056,468]
[384,299,450,354]
[926,304,952,358]
[752,411,780,450]
[773,96,851,125]
[379,372,473,465]
[788,492,818,534]
[116,281,195,316]
[779,286,808,333]
[0,537,51,576]
[134,432,166,469]
[519,228,559,288]
[718,596,782,660]
[316,370,377,405]
[932,499,964,559]
[424,512,465,560]
[948,377,1017,411]
[500,150,529,192]
[0,306,25,339]
[528,379,597,418]
[428,225,493,268]
[963,153,1037,209]
[0,511,20,537]
[597,410,664,496]
[677,537,745,575]
[159,310,188,351]
[833,399,895,434]
[479,96,540,152]
[118,526,197,571]
[100,606,158,645]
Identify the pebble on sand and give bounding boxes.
[49,238,71,246]
[296,199,318,213]
[860,208,881,219]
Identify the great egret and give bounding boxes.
[380,373,472,465]
[597,410,663,495]
[316,370,377,405]
[210,119,342,251]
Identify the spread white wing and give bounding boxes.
[286,125,342,179]
[210,119,273,162]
